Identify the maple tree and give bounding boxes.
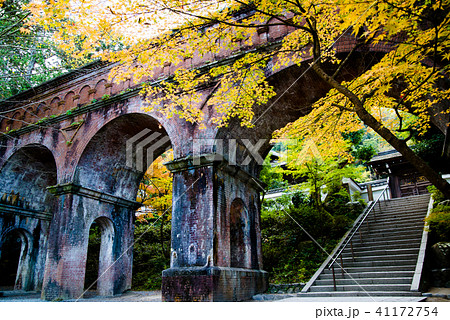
[26,0,450,197]
[136,154,173,220]
[136,151,173,258]
[0,0,71,99]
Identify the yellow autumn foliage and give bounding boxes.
[25,0,450,164]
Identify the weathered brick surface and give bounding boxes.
[162,267,268,301]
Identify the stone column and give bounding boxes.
[162,154,268,301]
[41,183,139,301]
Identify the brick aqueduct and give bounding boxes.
[0,19,390,301]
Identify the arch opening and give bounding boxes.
[84,217,115,297]
[132,150,173,290]
[73,113,173,295]
[75,113,172,200]
[0,144,57,212]
[0,229,32,291]
[0,145,56,292]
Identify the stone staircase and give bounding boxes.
[299,194,431,298]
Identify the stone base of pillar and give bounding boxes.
[162,266,268,301]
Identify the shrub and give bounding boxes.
[427,185,446,205]
[324,189,364,220]
[288,205,334,239]
[425,205,450,242]
[292,192,310,208]
[331,215,353,238]
[324,189,350,216]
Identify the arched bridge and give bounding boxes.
[0,20,392,301]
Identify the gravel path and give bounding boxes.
[1,288,449,302]
[0,290,162,302]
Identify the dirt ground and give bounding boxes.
[1,288,449,302]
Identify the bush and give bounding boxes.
[292,191,310,208]
[427,185,446,205]
[289,205,334,240]
[324,189,350,216]
[324,189,365,220]
[331,215,353,238]
[425,205,450,242]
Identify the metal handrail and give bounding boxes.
[327,178,390,290]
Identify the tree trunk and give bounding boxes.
[311,63,450,200]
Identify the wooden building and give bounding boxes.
[368,150,431,198]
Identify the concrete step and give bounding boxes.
[373,203,428,211]
[377,198,429,205]
[356,232,423,242]
[379,194,430,203]
[315,277,413,286]
[376,204,429,211]
[371,210,427,217]
[319,270,415,280]
[309,284,413,292]
[359,225,423,236]
[340,253,418,263]
[349,238,421,248]
[368,211,427,221]
[370,205,427,213]
[322,265,416,274]
[357,236,422,245]
[364,217,425,226]
[341,247,419,258]
[379,197,430,205]
[336,259,416,268]
[298,291,422,297]
[362,222,424,232]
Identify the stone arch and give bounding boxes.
[40,113,173,300]
[94,79,107,99]
[74,113,172,200]
[229,198,251,268]
[110,79,124,96]
[10,111,22,130]
[78,85,91,104]
[267,16,288,41]
[50,97,60,113]
[63,91,75,110]
[84,216,115,296]
[0,228,34,290]
[0,143,57,212]
[23,106,36,123]
[35,103,47,120]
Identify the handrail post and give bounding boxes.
[350,240,354,261]
[340,255,344,277]
[332,264,336,291]
[359,228,362,242]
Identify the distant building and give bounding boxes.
[368,150,432,198]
